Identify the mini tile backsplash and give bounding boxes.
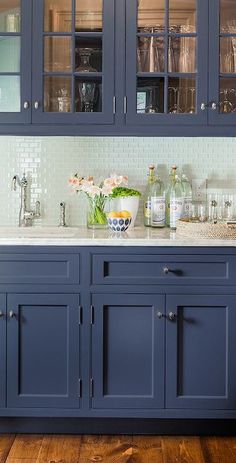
[1,136,236,227]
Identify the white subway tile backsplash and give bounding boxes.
[0,136,235,226]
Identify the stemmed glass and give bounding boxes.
[186,87,196,114]
[227,21,236,73]
[169,87,183,114]
[220,89,233,113]
[223,194,233,220]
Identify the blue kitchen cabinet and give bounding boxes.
[0,0,235,135]
[166,294,236,410]
[0,0,31,124]
[0,294,6,408]
[91,293,165,410]
[31,0,115,125]
[7,293,82,409]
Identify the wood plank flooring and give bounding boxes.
[0,434,236,463]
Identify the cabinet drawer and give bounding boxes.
[0,254,79,284]
[92,254,234,286]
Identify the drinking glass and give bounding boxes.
[169,87,183,113]
[222,194,233,220]
[186,87,196,114]
[227,20,236,73]
[220,89,233,113]
[198,204,207,222]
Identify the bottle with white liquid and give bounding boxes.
[166,165,184,230]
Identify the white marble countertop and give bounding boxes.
[0,226,235,246]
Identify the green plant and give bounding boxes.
[110,187,141,198]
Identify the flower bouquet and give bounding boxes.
[69,173,128,229]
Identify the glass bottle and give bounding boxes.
[143,165,156,227]
[181,174,192,220]
[166,165,184,230]
[151,171,165,228]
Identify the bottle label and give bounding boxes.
[170,198,183,228]
[151,197,165,225]
[182,196,192,218]
[144,200,151,219]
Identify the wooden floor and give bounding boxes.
[0,435,236,463]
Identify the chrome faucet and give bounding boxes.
[12,173,41,227]
[59,202,67,227]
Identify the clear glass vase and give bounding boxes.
[87,197,108,229]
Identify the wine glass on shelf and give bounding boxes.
[169,87,183,114]
[220,89,233,113]
[186,87,196,114]
[78,82,98,112]
[227,21,236,73]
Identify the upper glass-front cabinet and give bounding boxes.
[126,0,208,125]
[0,0,31,123]
[32,0,115,124]
[209,0,236,125]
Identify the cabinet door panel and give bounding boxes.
[7,294,81,408]
[0,294,6,408]
[126,0,208,126]
[209,0,236,125]
[166,294,236,409]
[0,0,31,123]
[32,0,115,125]
[92,293,165,409]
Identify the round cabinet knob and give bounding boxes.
[200,103,206,111]
[157,311,163,319]
[34,101,40,110]
[168,312,176,321]
[163,267,169,274]
[211,102,218,110]
[9,310,15,318]
[23,101,30,110]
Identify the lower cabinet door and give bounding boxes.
[0,294,6,407]
[166,295,236,410]
[91,293,165,409]
[7,294,81,408]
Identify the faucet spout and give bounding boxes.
[12,173,41,227]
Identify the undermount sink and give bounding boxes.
[0,227,77,239]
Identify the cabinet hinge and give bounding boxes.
[90,378,94,398]
[90,305,94,325]
[79,306,83,325]
[113,96,116,114]
[78,378,82,398]
[124,96,127,114]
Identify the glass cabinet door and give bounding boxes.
[0,0,31,123]
[126,0,208,126]
[32,0,115,124]
[209,0,236,125]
